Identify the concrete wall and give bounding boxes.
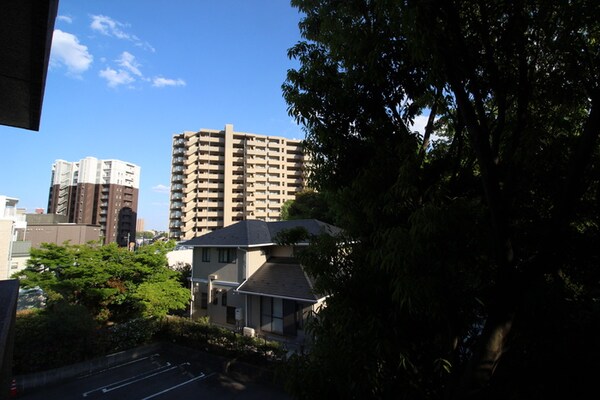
[26,224,101,248]
[166,248,192,268]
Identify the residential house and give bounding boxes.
[182,219,341,343]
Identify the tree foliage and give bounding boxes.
[280,189,336,224]
[282,0,600,398]
[18,241,188,323]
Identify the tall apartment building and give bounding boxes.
[47,157,140,246]
[169,124,306,241]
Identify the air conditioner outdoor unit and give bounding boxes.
[243,327,255,337]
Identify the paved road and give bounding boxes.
[18,350,290,400]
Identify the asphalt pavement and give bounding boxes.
[17,348,290,400]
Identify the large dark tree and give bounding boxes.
[282,1,600,398]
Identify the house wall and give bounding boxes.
[190,244,320,340]
[191,247,239,282]
[191,246,249,322]
[0,220,13,280]
[245,248,269,278]
[206,286,245,328]
[269,245,294,258]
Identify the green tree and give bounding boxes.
[282,1,600,398]
[280,189,336,223]
[136,231,155,239]
[19,241,188,323]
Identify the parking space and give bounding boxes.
[18,348,290,400]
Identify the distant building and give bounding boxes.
[169,124,307,241]
[25,213,102,249]
[137,218,145,233]
[0,196,30,280]
[47,157,140,246]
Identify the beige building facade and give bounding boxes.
[169,124,306,241]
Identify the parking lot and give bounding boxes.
[18,347,290,400]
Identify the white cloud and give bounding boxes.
[117,52,142,77]
[90,14,155,52]
[90,15,130,39]
[411,115,430,135]
[99,67,134,88]
[411,114,448,144]
[57,15,73,24]
[152,77,186,88]
[50,30,93,75]
[152,184,170,194]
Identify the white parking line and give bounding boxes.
[102,365,181,393]
[82,362,172,397]
[140,372,215,400]
[79,354,161,378]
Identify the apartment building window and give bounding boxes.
[202,248,210,262]
[200,292,208,309]
[222,291,227,306]
[218,248,237,263]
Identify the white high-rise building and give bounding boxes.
[47,157,141,245]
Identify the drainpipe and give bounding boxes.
[208,274,217,305]
[189,278,194,319]
[237,247,249,326]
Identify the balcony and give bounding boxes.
[172,174,184,183]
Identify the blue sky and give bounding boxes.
[0,0,306,231]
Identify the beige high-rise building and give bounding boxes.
[169,124,306,241]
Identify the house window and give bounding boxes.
[261,297,283,334]
[222,291,227,306]
[218,248,237,263]
[212,290,218,305]
[200,292,207,309]
[226,306,236,324]
[202,248,210,262]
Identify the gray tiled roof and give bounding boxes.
[181,219,341,247]
[236,257,323,302]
